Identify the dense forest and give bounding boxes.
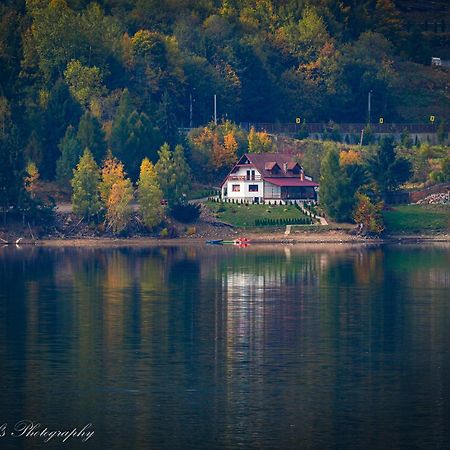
[0,0,449,228]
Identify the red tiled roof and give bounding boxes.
[244,153,306,179]
[264,161,278,170]
[222,153,318,187]
[287,161,299,170]
[265,178,319,187]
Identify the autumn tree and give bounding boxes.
[98,153,133,233]
[213,131,237,172]
[248,127,275,153]
[105,177,133,234]
[71,148,101,220]
[275,6,330,63]
[24,161,39,199]
[99,153,127,205]
[64,59,105,111]
[353,193,384,235]
[138,158,164,229]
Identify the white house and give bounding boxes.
[221,153,319,204]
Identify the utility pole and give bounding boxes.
[214,94,217,125]
[368,90,372,124]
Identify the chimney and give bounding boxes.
[300,170,304,181]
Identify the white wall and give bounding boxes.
[226,180,264,199]
[223,166,263,200]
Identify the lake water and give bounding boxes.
[0,243,449,450]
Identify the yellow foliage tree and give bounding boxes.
[138,158,164,228]
[248,127,275,153]
[106,178,133,234]
[100,153,126,205]
[24,161,40,199]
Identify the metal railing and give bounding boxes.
[240,122,449,134]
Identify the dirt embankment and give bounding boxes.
[1,203,449,246]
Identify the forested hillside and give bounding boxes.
[0,0,449,186]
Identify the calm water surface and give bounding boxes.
[0,244,449,450]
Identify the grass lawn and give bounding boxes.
[205,201,312,227]
[383,205,449,233]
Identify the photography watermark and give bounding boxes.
[0,420,94,443]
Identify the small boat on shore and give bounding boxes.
[207,237,250,246]
[205,239,224,245]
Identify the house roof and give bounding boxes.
[265,178,319,187]
[243,153,305,179]
[265,161,279,170]
[221,153,318,187]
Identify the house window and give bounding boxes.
[249,184,259,192]
[246,170,251,180]
[232,184,240,192]
[251,170,255,180]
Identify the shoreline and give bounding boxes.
[2,231,449,247]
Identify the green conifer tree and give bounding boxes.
[77,112,107,163]
[110,90,162,180]
[56,125,82,185]
[172,144,191,205]
[41,79,81,180]
[155,142,175,204]
[0,127,26,216]
[71,148,101,220]
[320,146,355,222]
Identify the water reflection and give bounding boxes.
[0,244,449,450]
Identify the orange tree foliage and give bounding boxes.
[189,121,243,176]
[213,131,237,170]
[353,193,384,235]
[340,149,362,166]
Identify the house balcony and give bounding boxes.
[228,175,262,181]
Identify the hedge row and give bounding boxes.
[255,217,313,226]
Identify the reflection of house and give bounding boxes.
[221,153,319,204]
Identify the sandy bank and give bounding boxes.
[2,231,447,247]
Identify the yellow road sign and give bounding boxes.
[430,115,435,123]
[379,117,384,124]
[295,117,301,124]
